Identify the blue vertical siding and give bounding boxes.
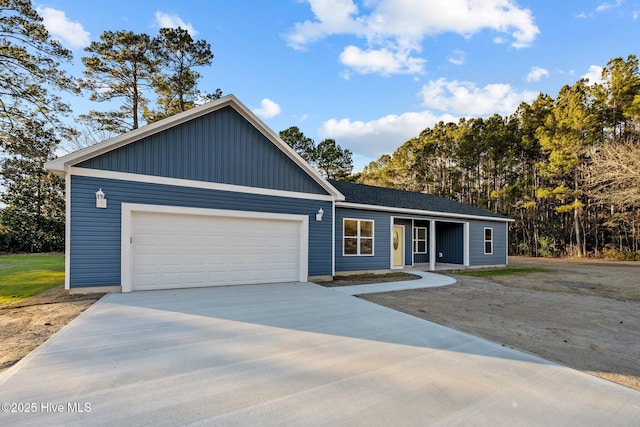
[77,106,327,195]
[414,253,429,263]
[333,209,509,271]
[436,222,464,264]
[69,176,332,288]
[469,221,508,265]
[335,208,391,272]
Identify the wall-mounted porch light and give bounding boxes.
[96,188,107,209]
[316,208,324,221]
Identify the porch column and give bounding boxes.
[429,220,436,271]
[463,222,470,267]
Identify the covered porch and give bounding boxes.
[391,216,469,272]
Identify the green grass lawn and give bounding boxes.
[457,267,551,277]
[0,254,65,304]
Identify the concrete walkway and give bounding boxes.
[1,282,639,426]
[331,270,456,295]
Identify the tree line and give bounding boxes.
[356,55,640,259]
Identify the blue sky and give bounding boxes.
[36,0,640,171]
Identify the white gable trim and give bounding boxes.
[336,201,514,223]
[70,167,335,201]
[64,174,71,290]
[45,95,344,201]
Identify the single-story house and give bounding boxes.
[46,95,513,293]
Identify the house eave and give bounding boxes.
[68,166,338,202]
[335,201,515,223]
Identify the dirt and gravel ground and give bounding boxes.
[362,257,640,391]
[315,272,419,287]
[0,286,104,375]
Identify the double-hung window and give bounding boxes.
[343,219,374,256]
[484,227,493,255]
[413,227,427,254]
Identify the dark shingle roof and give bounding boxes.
[329,180,510,221]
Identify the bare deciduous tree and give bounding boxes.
[586,139,640,208]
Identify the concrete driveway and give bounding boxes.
[1,282,639,426]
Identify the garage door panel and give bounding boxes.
[131,211,302,291]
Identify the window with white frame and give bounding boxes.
[413,227,427,254]
[484,227,493,255]
[343,219,374,256]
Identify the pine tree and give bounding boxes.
[0,120,65,252]
[0,0,75,147]
[145,27,218,122]
[81,30,158,133]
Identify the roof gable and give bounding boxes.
[330,180,511,221]
[46,95,342,198]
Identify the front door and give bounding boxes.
[393,225,404,267]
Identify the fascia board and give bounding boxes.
[336,201,515,223]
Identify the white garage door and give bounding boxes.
[130,210,303,291]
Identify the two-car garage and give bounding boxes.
[120,204,309,292]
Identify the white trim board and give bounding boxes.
[388,214,466,224]
[70,167,335,202]
[64,174,71,290]
[464,222,470,267]
[120,203,309,292]
[331,201,336,276]
[336,202,514,223]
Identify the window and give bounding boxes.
[484,227,493,255]
[413,227,427,254]
[343,219,374,256]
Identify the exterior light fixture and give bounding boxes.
[316,208,324,221]
[96,188,107,209]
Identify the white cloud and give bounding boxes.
[447,49,465,66]
[155,11,198,36]
[287,0,539,76]
[253,98,281,119]
[419,78,537,116]
[340,70,352,80]
[287,0,364,50]
[526,66,550,83]
[578,0,624,18]
[596,0,624,13]
[37,7,90,49]
[339,45,425,75]
[582,65,604,85]
[319,110,457,161]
